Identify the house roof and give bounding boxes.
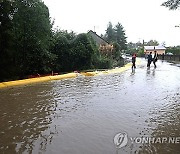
[144,46,166,50]
[87,30,109,45]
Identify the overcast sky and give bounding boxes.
[43,0,180,46]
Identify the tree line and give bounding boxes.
[1,0,175,82]
[0,0,127,82]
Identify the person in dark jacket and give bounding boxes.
[153,51,158,68]
[147,52,153,67]
[162,53,165,60]
[132,53,136,69]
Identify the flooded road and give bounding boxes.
[0,59,180,154]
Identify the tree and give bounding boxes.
[103,22,127,67]
[104,22,127,49]
[0,0,55,81]
[104,22,127,51]
[145,40,159,46]
[137,48,144,57]
[71,34,95,70]
[0,0,17,81]
[12,0,54,76]
[112,42,124,66]
[55,29,76,40]
[162,0,180,10]
[51,33,71,71]
[52,31,97,72]
[166,46,180,55]
[104,22,116,43]
[114,22,127,51]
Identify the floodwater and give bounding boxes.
[0,59,179,154]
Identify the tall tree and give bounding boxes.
[114,22,127,51]
[162,0,180,10]
[13,0,54,76]
[0,0,55,81]
[105,22,116,43]
[104,22,127,51]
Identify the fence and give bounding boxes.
[158,55,180,61]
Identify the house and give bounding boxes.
[87,30,113,54]
[144,46,166,55]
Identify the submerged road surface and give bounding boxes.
[0,59,180,154]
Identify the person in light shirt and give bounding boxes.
[153,51,158,68]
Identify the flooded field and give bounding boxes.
[0,59,179,154]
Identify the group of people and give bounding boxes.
[147,51,158,68]
[131,51,158,69]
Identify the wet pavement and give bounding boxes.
[0,59,179,154]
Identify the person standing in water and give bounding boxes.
[147,52,153,68]
[153,51,158,68]
[132,53,136,69]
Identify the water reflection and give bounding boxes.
[152,68,156,76]
[138,90,180,154]
[131,68,136,75]
[0,84,55,153]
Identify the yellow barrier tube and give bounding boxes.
[0,73,78,89]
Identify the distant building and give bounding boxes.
[87,30,113,54]
[144,46,166,55]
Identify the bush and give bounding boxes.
[52,32,98,72]
[93,56,112,69]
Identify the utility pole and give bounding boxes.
[143,39,145,53]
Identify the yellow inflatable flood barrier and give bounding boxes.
[80,61,138,77]
[0,73,77,89]
[80,72,98,76]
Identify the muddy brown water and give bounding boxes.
[0,59,179,154]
